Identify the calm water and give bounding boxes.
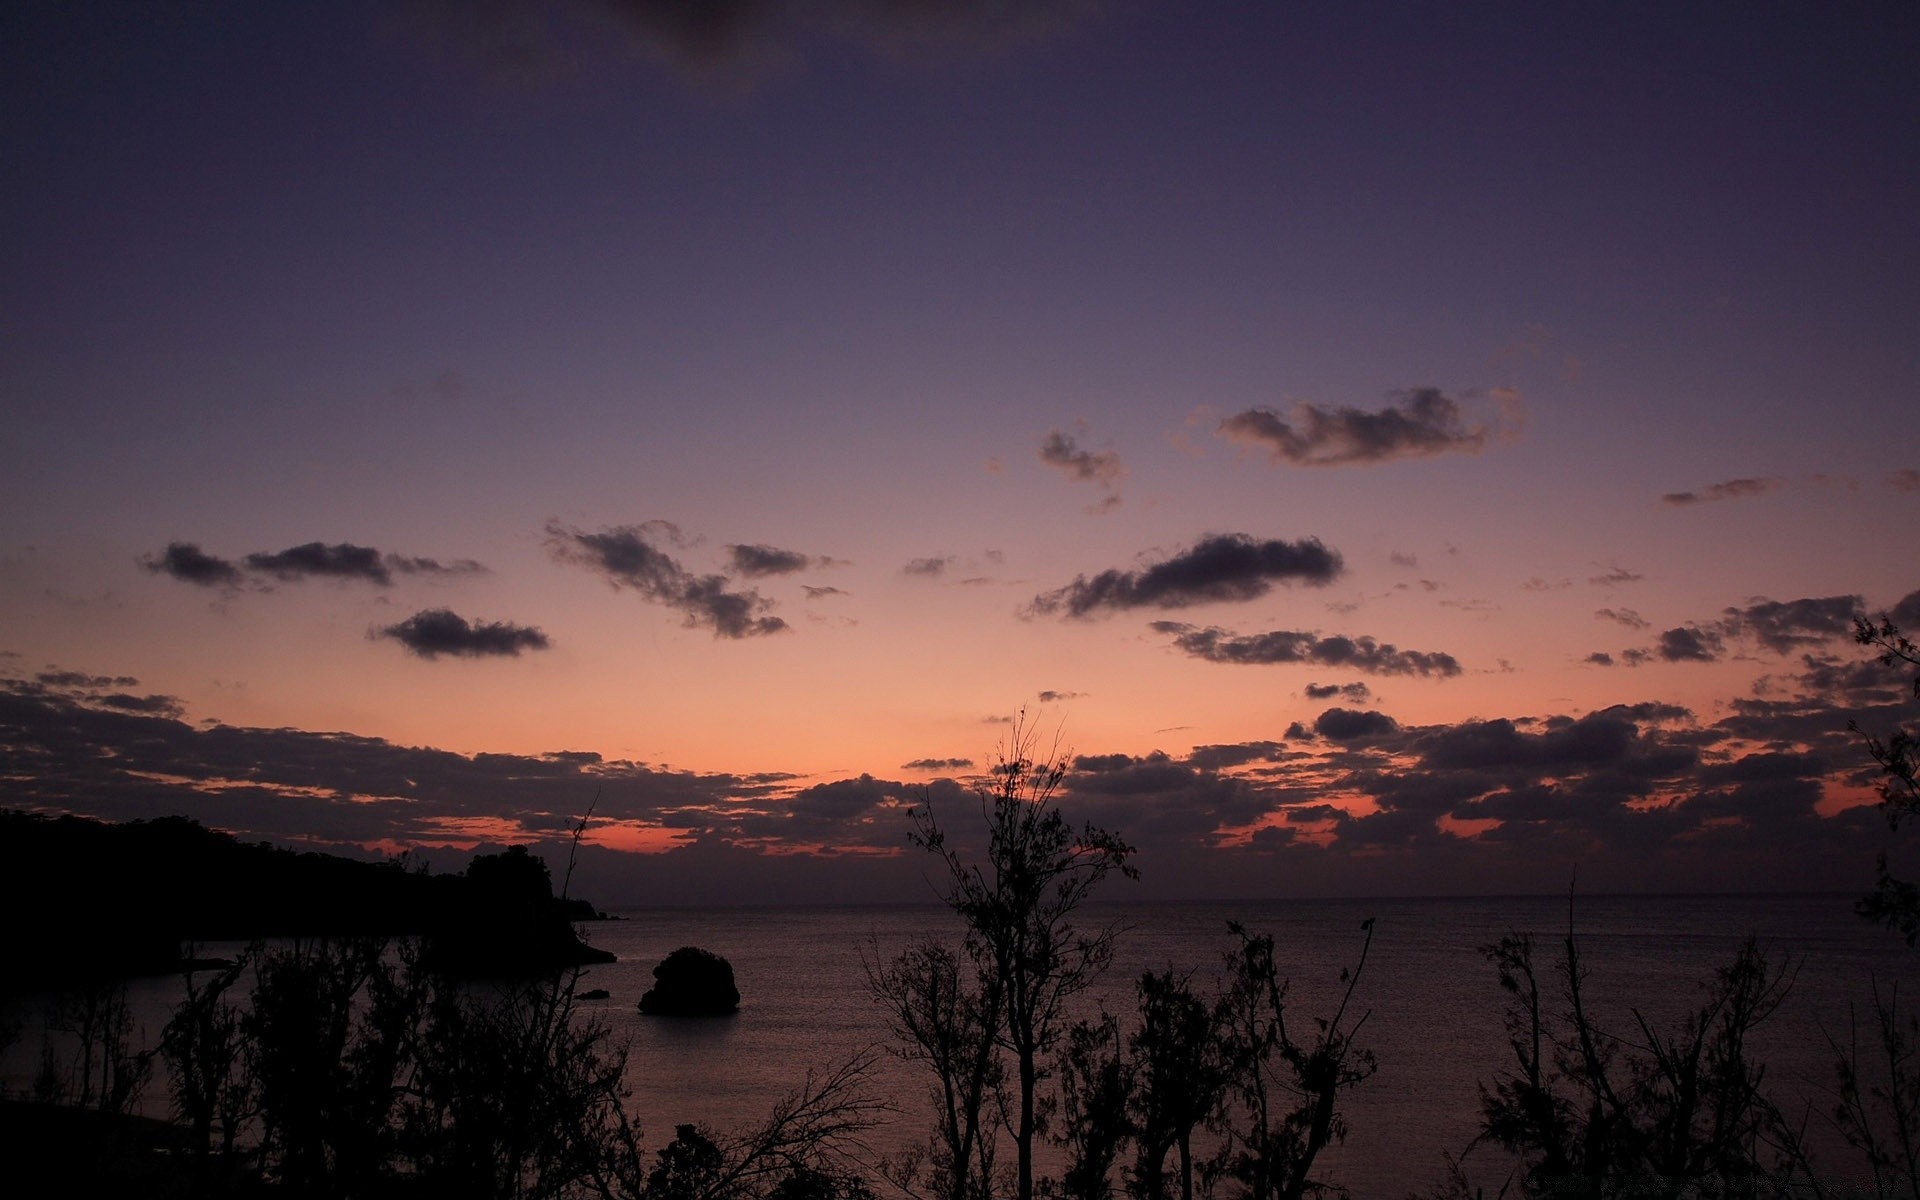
[5,894,1914,1197]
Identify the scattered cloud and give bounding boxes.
[903,556,952,578]
[546,521,787,639]
[1305,682,1372,702]
[1389,552,1418,568]
[375,608,551,659]
[1656,626,1725,663]
[145,540,484,589]
[1890,469,1920,493]
[1028,533,1342,619]
[902,757,974,772]
[1153,622,1462,677]
[1589,565,1645,587]
[803,585,846,600]
[1313,707,1401,742]
[1586,652,1615,666]
[1722,595,1862,653]
[1217,386,1522,467]
[1661,477,1784,507]
[142,542,243,588]
[1037,690,1086,702]
[1596,607,1649,630]
[728,543,836,578]
[1038,429,1125,512]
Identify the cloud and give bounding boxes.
[1152,622,1461,677]
[1589,565,1644,587]
[803,585,846,600]
[903,556,952,578]
[1661,477,1784,506]
[142,542,243,588]
[1217,386,1521,467]
[546,522,788,638]
[1313,707,1400,742]
[244,542,397,584]
[1656,626,1725,663]
[147,540,486,588]
[1596,607,1649,630]
[375,609,551,659]
[1892,589,1920,629]
[1305,682,1372,702]
[1029,533,1342,619]
[1890,469,1920,493]
[1037,690,1085,702]
[902,757,974,771]
[728,543,826,577]
[1721,595,1862,653]
[1038,429,1124,511]
[1585,652,1615,666]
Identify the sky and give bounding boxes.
[3,0,1918,905]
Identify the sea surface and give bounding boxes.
[6,894,1916,1197]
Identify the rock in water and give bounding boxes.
[638,946,740,1016]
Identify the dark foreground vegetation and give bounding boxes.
[4,613,1919,1198]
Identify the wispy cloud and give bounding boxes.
[375,608,551,659]
[1153,622,1462,677]
[1217,386,1521,467]
[1661,477,1784,506]
[727,543,838,578]
[546,521,787,639]
[145,540,484,589]
[1029,533,1342,618]
[1038,428,1125,512]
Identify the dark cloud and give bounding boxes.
[1656,626,1725,662]
[1037,690,1085,702]
[903,556,952,578]
[804,585,846,599]
[1030,534,1342,619]
[37,671,140,689]
[1661,477,1783,506]
[1217,386,1521,467]
[142,542,243,588]
[1586,652,1615,666]
[146,540,483,589]
[244,542,395,584]
[1038,430,1124,511]
[902,757,974,772]
[1305,682,1372,702]
[1722,595,1862,653]
[1596,607,1649,630]
[375,608,551,660]
[546,522,787,638]
[1313,707,1400,743]
[1889,588,1920,629]
[1152,622,1460,677]
[728,543,822,577]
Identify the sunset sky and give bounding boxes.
[4,1,1917,904]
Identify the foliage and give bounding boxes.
[161,948,255,1171]
[1057,1012,1132,1200]
[1826,981,1920,1199]
[1208,921,1376,1200]
[1128,970,1226,1200]
[1854,615,1920,945]
[907,716,1137,1200]
[867,937,1004,1200]
[1446,911,1800,1199]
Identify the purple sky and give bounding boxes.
[3,2,1918,904]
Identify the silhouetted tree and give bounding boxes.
[161,947,256,1174]
[867,937,1003,1200]
[909,718,1137,1200]
[1128,970,1226,1200]
[1855,614,1920,945]
[1057,1012,1132,1200]
[1209,920,1375,1200]
[1451,911,1798,1198]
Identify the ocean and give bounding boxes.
[4,893,1914,1197]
